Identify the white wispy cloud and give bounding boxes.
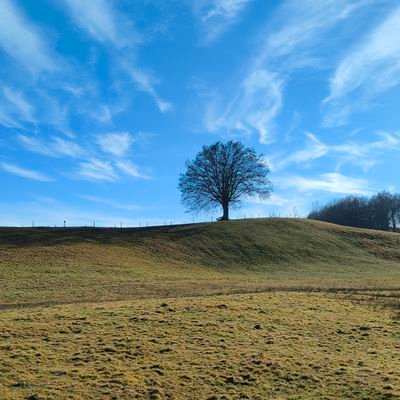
[0,0,57,74]
[95,132,150,179]
[91,105,113,124]
[1,162,53,182]
[0,87,36,129]
[204,0,368,143]
[62,0,137,48]
[115,160,150,179]
[17,134,85,158]
[241,192,309,218]
[205,70,284,144]
[127,67,172,113]
[256,0,368,66]
[193,0,251,45]
[96,132,134,157]
[63,0,170,113]
[2,87,36,124]
[271,131,400,172]
[324,6,400,127]
[85,157,150,182]
[17,133,149,182]
[246,193,292,208]
[0,109,22,129]
[17,134,48,155]
[0,81,78,137]
[80,195,145,211]
[76,158,118,182]
[273,133,328,169]
[52,137,86,158]
[280,172,372,195]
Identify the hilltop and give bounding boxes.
[1,218,399,308]
[1,219,400,400]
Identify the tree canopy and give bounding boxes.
[308,191,400,232]
[178,141,272,220]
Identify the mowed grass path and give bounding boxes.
[1,293,399,400]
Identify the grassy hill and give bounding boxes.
[1,218,400,308]
[1,218,400,399]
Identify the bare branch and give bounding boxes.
[178,141,272,220]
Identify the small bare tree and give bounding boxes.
[178,141,272,220]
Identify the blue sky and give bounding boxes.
[1,0,400,226]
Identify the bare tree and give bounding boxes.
[178,141,272,220]
[388,193,400,232]
[308,191,400,232]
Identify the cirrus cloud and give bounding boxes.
[1,162,53,182]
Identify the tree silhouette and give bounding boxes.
[179,141,272,220]
[308,191,400,232]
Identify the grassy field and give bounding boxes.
[0,219,399,399]
[2,218,400,308]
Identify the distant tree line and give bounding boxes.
[308,191,400,232]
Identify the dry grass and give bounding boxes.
[1,219,400,308]
[0,219,399,399]
[0,292,399,400]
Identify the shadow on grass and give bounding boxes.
[0,224,206,248]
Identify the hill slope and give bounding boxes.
[1,218,400,308]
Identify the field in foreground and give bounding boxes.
[0,219,399,399]
[1,292,399,400]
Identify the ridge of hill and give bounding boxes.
[1,218,399,308]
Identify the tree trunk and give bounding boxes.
[221,202,229,221]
